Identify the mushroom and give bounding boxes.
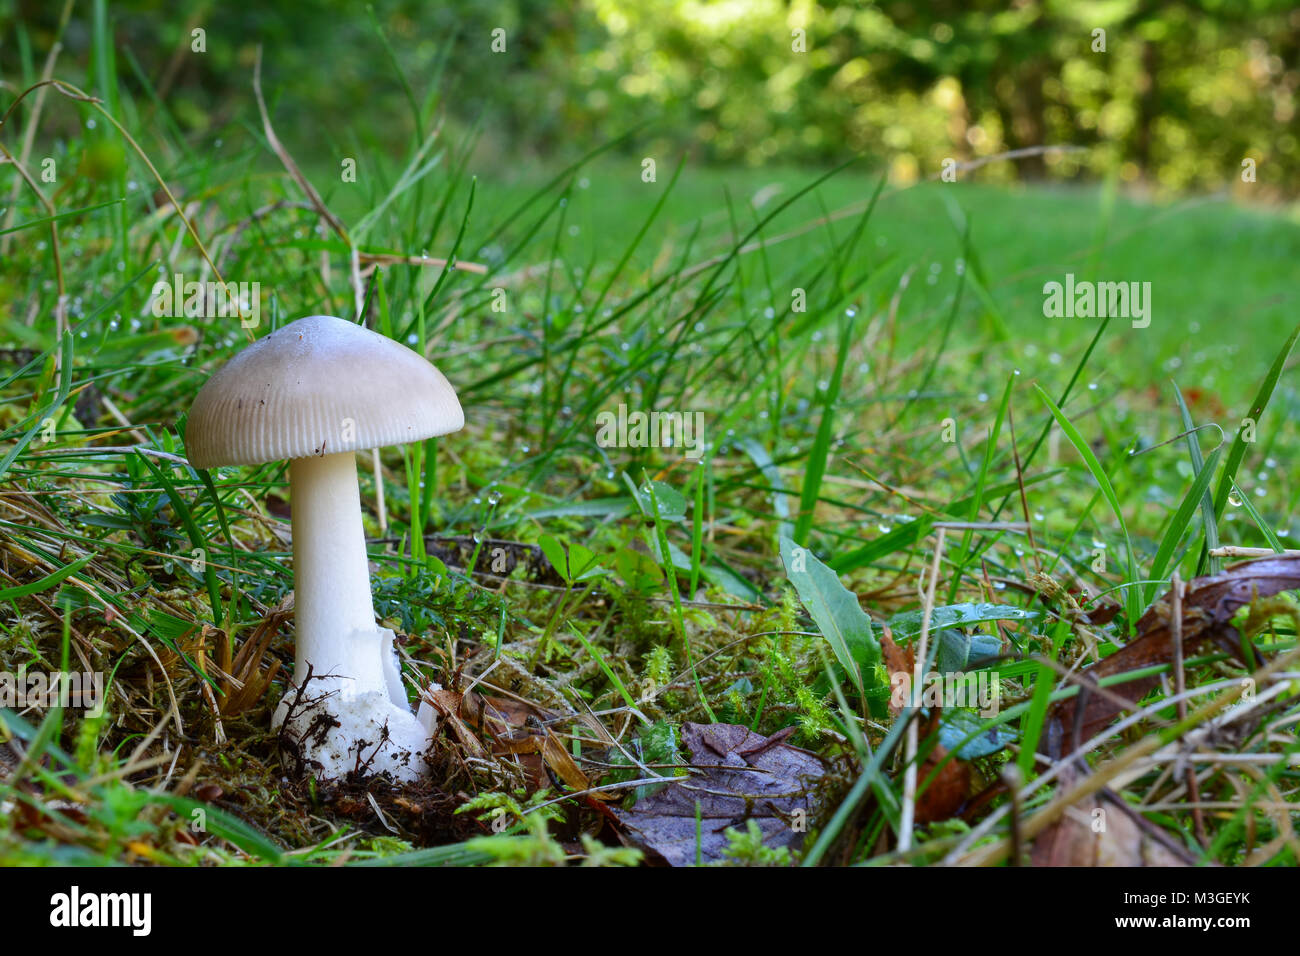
[185,315,463,781]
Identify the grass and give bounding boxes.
[2,47,1300,867]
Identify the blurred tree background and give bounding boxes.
[2,0,1297,196]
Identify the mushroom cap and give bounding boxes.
[186,315,463,468]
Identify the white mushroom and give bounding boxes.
[186,315,463,781]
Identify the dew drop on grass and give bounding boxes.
[993,581,1006,590]
[1227,492,1243,507]
[488,491,502,506]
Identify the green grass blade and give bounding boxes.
[0,554,95,601]
[1210,318,1300,527]
[1172,381,1222,576]
[1230,478,1285,554]
[1147,445,1223,604]
[794,310,854,545]
[1033,384,1140,628]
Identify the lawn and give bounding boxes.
[2,104,1299,866]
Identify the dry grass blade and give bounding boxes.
[216,608,287,718]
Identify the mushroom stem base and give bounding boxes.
[272,628,438,783]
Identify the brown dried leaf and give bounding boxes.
[426,688,486,758]
[915,743,971,824]
[459,693,554,790]
[1045,555,1300,757]
[880,627,914,718]
[535,721,592,795]
[614,722,825,866]
[1030,767,1198,866]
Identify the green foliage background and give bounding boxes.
[3,0,1296,195]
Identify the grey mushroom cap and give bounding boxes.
[186,315,464,468]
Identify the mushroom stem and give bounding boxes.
[288,452,390,698]
[277,451,432,780]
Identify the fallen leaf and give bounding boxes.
[880,627,913,718]
[1044,555,1300,757]
[530,715,594,795]
[614,722,825,866]
[1030,766,1199,866]
[914,711,971,824]
[426,688,486,758]
[455,693,596,796]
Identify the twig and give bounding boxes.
[1170,573,1208,845]
[898,527,946,852]
[1209,546,1300,558]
